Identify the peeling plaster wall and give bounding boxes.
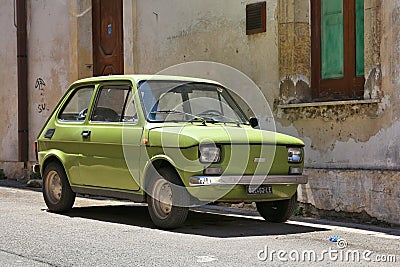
[278,0,311,103]
[133,0,279,107]
[131,1,400,224]
[25,1,93,163]
[135,0,400,176]
[278,0,382,104]
[27,0,71,161]
[0,1,18,170]
[123,0,136,74]
[276,110,400,170]
[275,1,400,224]
[69,0,93,81]
[276,1,399,170]
[299,169,400,224]
[0,1,93,176]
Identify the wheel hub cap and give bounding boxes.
[46,170,62,204]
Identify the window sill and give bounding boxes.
[277,99,380,109]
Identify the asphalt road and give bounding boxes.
[0,181,399,266]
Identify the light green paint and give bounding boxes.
[355,0,365,77]
[147,124,304,148]
[321,0,344,79]
[37,75,305,203]
[321,0,365,80]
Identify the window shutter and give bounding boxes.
[246,2,266,35]
[355,0,364,77]
[321,0,344,79]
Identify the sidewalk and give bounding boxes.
[0,178,42,192]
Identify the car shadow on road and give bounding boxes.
[62,204,328,238]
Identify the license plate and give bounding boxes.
[247,185,273,195]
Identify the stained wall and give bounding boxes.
[0,1,20,176]
[132,0,280,106]
[276,0,400,224]
[0,1,93,177]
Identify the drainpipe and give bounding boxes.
[16,0,29,166]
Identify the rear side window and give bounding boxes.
[58,87,94,121]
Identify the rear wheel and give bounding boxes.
[147,168,189,229]
[43,162,76,212]
[256,192,298,223]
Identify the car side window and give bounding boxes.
[122,90,138,123]
[91,86,137,123]
[58,87,94,121]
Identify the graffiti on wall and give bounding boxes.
[35,77,50,115]
[35,78,46,94]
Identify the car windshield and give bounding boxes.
[138,80,248,124]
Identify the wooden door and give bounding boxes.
[92,0,124,76]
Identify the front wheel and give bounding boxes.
[256,192,298,223]
[43,162,76,212]
[147,168,189,229]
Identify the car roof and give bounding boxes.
[71,75,223,87]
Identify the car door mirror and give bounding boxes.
[249,117,259,128]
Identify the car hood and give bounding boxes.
[147,124,304,148]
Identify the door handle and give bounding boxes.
[82,130,91,138]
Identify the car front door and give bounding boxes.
[54,86,95,185]
[78,83,142,190]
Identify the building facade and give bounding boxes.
[0,0,398,225]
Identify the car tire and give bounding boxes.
[256,192,298,223]
[43,162,76,212]
[147,167,189,229]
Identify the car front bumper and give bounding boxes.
[189,175,308,186]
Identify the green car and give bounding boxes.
[34,75,307,229]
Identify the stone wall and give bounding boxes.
[275,0,400,225]
[299,168,400,225]
[278,0,312,103]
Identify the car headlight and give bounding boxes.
[199,145,221,163]
[288,147,303,163]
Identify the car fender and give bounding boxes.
[142,154,182,186]
[40,149,79,184]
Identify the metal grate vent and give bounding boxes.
[246,2,266,35]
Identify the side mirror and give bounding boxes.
[249,117,259,128]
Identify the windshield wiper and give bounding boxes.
[150,110,207,125]
[197,112,243,127]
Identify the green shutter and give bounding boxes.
[355,0,364,77]
[321,0,344,80]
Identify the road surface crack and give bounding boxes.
[0,248,60,266]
